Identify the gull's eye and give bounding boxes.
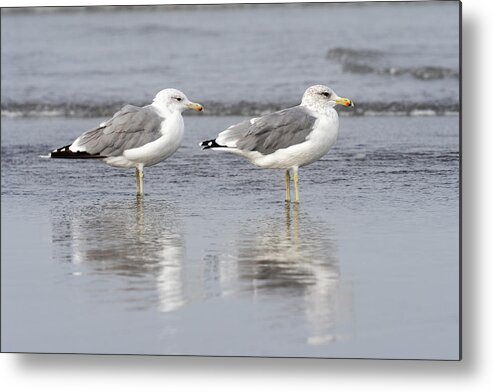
[321,92,331,98]
[174,97,183,101]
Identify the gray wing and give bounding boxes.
[72,105,163,157]
[221,106,317,155]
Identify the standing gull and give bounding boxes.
[49,89,203,195]
[200,85,353,203]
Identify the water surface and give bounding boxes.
[1,2,460,116]
[1,115,459,358]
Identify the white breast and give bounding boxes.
[244,110,339,169]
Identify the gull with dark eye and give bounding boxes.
[48,88,204,196]
[200,84,354,203]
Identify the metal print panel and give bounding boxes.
[0,1,460,359]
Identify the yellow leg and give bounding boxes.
[136,168,144,196]
[285,170,291,202]
[294,168,300,203]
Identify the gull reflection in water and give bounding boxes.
[218,204,347,345]
[52,196,186,312]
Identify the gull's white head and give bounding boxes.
[301,85,353,113]
[152,88,204,114]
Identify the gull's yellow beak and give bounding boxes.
[335,97,354,107]
[187,102,204,112]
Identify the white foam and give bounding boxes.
[410,109,437,116]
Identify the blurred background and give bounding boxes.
[1,2,459,117]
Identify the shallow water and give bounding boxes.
[1,115,459,358]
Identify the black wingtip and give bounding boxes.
[200,139,224,150]
[50,145,106,159]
